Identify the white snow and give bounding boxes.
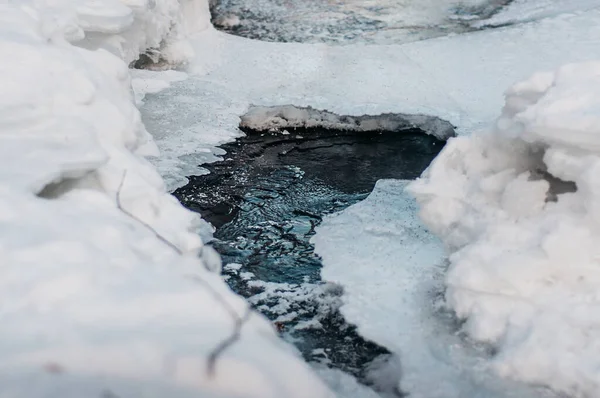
[22,0,210,65]
[409,61,600,397]
[0,2,334,397]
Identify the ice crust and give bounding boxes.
[313,180,556,398]
[240,105,456,140]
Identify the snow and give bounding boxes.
[0,2,334,397]
[314,365,382,398]
[6,0,600,396]
[131,69,189,105]
[312,180,555,397]
[409,61,600,397]
[24,0,210,65]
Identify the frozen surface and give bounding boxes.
[16,0,209,65]
[0,2,334,397]
[312,180,556,397]
[475,0,600,27]
[131,69,189,105]
[409,62,600,397]
[144,6,600,189]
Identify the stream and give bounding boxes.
[173,125,445,388]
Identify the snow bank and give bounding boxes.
[0,2,333,397]
[26,0,211,65]
[409,61,600,397]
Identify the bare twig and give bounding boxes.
[116,171,182,255]
[187,274,253,377]
[117,171,249,377]
[207,306,252,376]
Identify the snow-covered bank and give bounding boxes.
[0,2,333,397]
[29,0,210,65]
[409,62,600,397]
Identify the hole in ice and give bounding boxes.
[174,106,453,392]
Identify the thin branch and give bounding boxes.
[116,171,182,255]
[187,274,253,377]
[117,171,248,377]
[207,306,252,376]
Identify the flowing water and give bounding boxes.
[174,126,446,386]
[210,0,514,44]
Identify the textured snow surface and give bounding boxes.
[0,3,334,398]
[313,180,555,398]
[17,0,211,65]
[409,62,600,397]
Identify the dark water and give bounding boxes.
[174,126,446,384]
[209,0,515,44]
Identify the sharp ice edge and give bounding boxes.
[240,105,456,141]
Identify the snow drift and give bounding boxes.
[0,2,333,397]
[409,61,600,397]
[27,0,211,65]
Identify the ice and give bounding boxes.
[131,69,189,105]
[240,105,455,140]
[313,180,556,397]
[0,2,334,397]
[475,0,600,27]
[408,62,600,397]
